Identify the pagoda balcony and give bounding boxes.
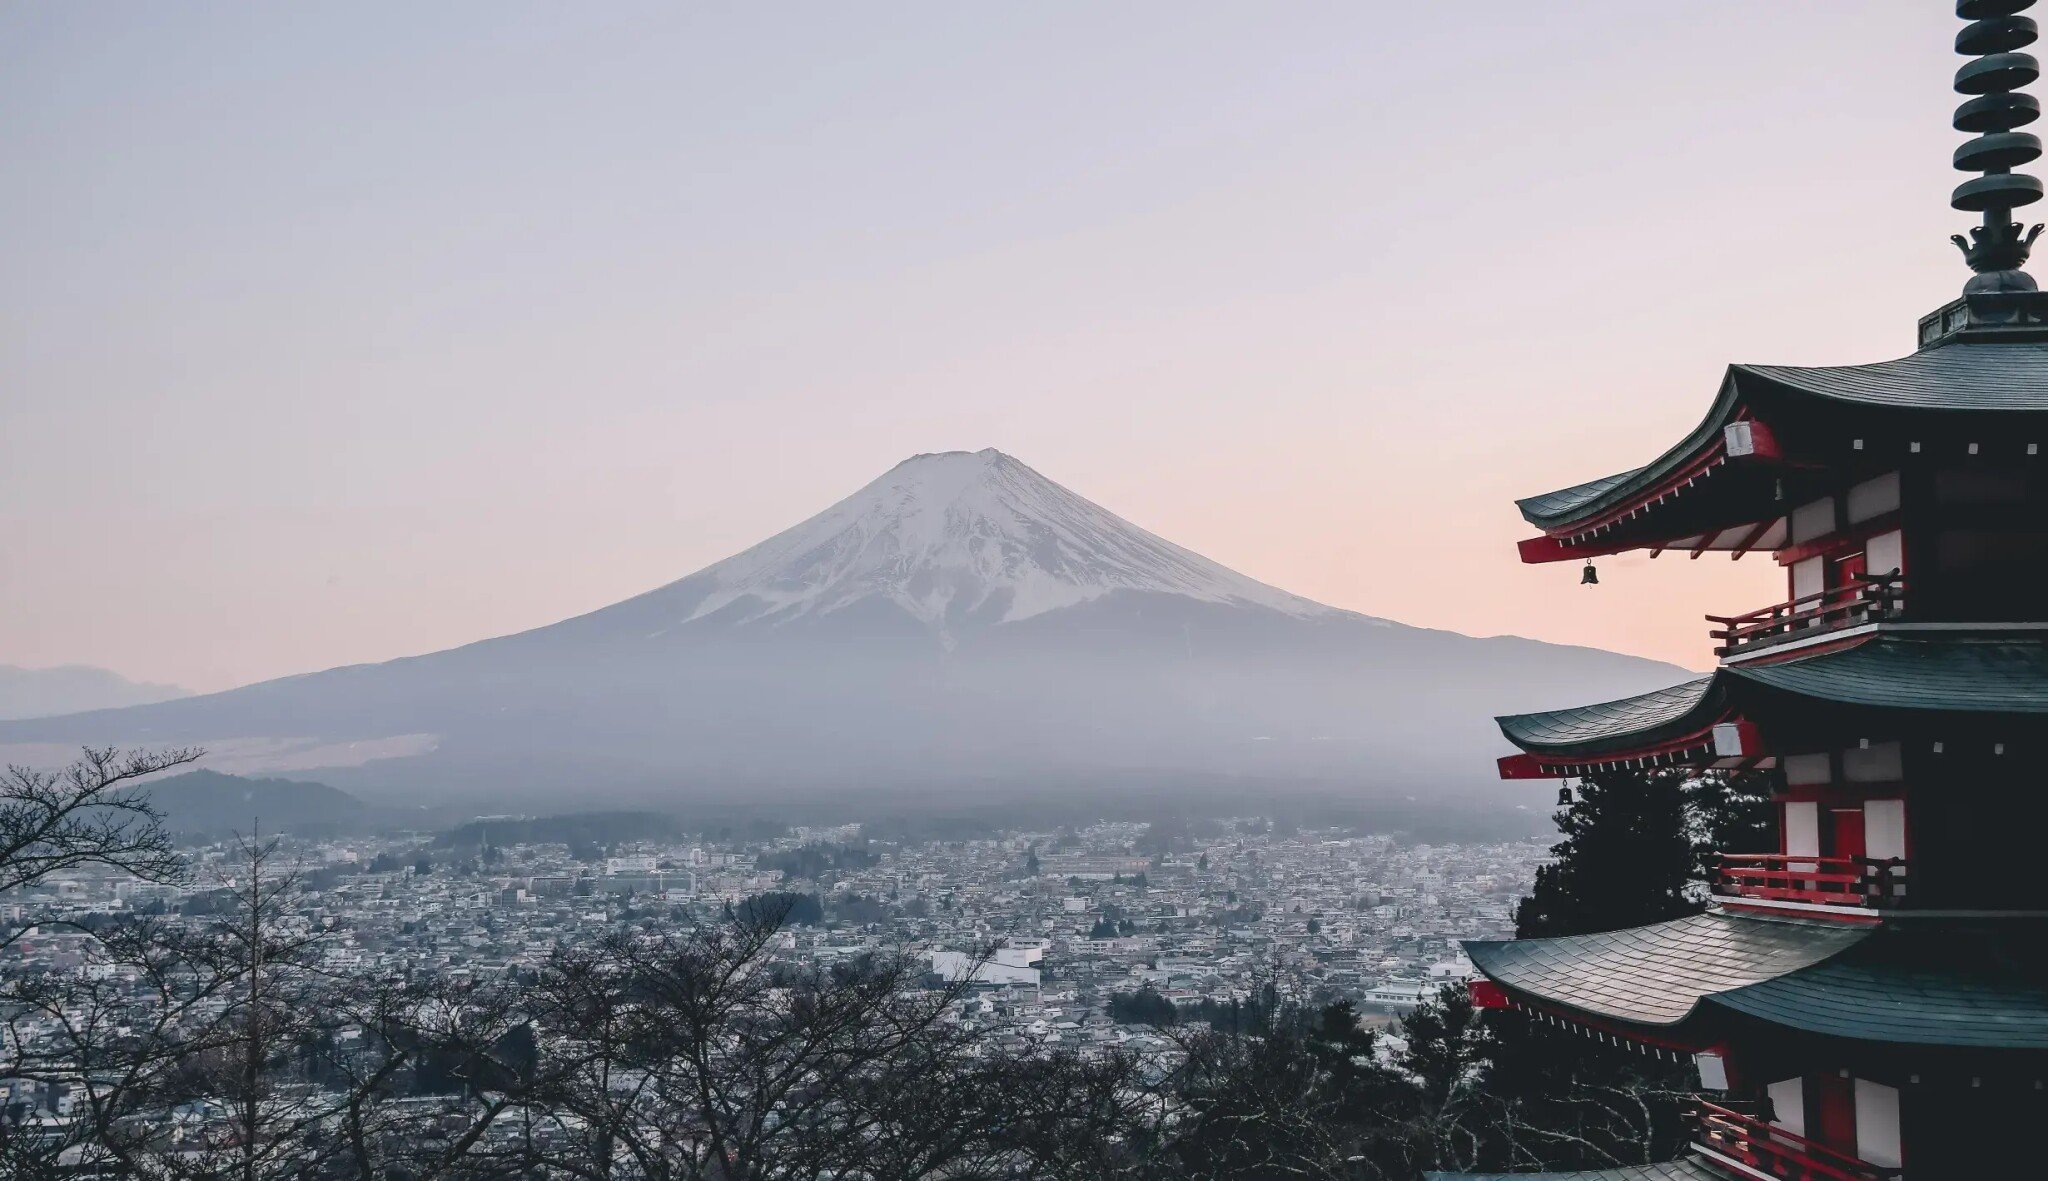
[1708,574,1905,659]
[1696,1100,1900,1181]
[1706,853,1908,911]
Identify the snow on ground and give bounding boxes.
[677,449,1337,628]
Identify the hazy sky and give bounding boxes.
[2,3,1977,692]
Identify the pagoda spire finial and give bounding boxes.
[1952,0,2047,293]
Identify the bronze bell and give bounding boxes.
[1558,786,1573,806]
[1580,561,1599,586]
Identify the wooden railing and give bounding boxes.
[1707,572,1904,656]
[1697,1100,1900,1181]
[1707,853,1907,909]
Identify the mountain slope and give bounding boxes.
[0,450,1691,810]
[0,665,188,721]
[138,769,370,836]
[669,449,1328,631]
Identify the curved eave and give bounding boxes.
[1498,678,1720,753]
[1514,417,1790,565]
[1726,635,2048,715]
[1425,1163,1725,1181]
[1518,515,1788,565]
[1515,468,1647,528]
[1707,922,2048,1049]
[1498,636,2048,778]
[1514,342,2048,560]
[1464,912,1869,1031]
[1495,677,1753,779]
[1737,341,2048,413]
[1516,374,1745,533]
[1471,917,2048,1056]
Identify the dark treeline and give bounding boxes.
[433,811,684,850]
[755,842,881,880]
[1,749,1761,1179]
[419,785,1554,864]
[128,769,373,838]
[733,889,825,926]
[1105,984,1288,1036]
[453,776,1554,851]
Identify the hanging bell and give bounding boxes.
[1580,561,1599,586]
[1557,786,1574,806]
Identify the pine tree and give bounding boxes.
[1513,768,1700,940]
[1686,766,1777,861]
[1433,765,1785,1173]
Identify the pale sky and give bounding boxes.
[2,3,1974,692]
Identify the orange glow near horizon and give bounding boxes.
[0,4,1962,690]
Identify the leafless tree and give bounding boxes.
[1135,1020,1420,1181]
[519,899,1057,1181]
[961,1047,1155,1181]
[2,828,537,1181]
[0,746,197,942]
[10,785,1698,1181]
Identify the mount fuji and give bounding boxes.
[668,449,1328,633]
[0,450,1688,819]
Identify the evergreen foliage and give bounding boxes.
[1106,985,1178,1027]
[736,890,823,926]
[434,810,682,850]
[1515,768,1697,939]
[1686,766,1777,860]
[1515,766,1778,939]
[0,750,1777,1179]
[754,842,880,880]
[1459,765,1781,1172]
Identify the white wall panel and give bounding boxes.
[1784,802,1820,874]
[1854,1079,1902,1169]
[1791,497,1838,544]
[1783,753,1832,786]
[1768,1077,1807,1138]
[1865,799,1907,862]
[1793,556,1826,603]
[1847,472,1901,524]
[1844,742,1903,784]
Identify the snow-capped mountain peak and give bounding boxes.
[678,448,1335,629]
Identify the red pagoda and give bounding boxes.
[1444,4,2048,1178]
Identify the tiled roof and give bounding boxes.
[1738,342,2048,412]
[1425,1161,1725,1181]
[1710,922,2048,1048]
[1496,679,1718,755]
[1464,912,1868,1027]
[1515,469,1646,528]
[1469,912,2048,1048]
[1498,636,2048,760]
[1515,378,1738,530]
[1728,636,2048,713]
[1516,343,2048,531]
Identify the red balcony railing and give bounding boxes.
[1707,573,1904,657]
[1707,853,1907,909]
[1697,1100,1900,1181]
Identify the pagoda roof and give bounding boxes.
[1740,341,2048,413]
[1469,911,2048,1049]
[1464,912,1866,1028]
[1424,1162,1725,1181]
[1712,922,2048,1049]
[1516,468,1654,529]
[1516,377,1740,533]
[1495,635,2048,772]
[1517,342,2048,545]
[1498,677,1719,757]
[1730,634,2048,714]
